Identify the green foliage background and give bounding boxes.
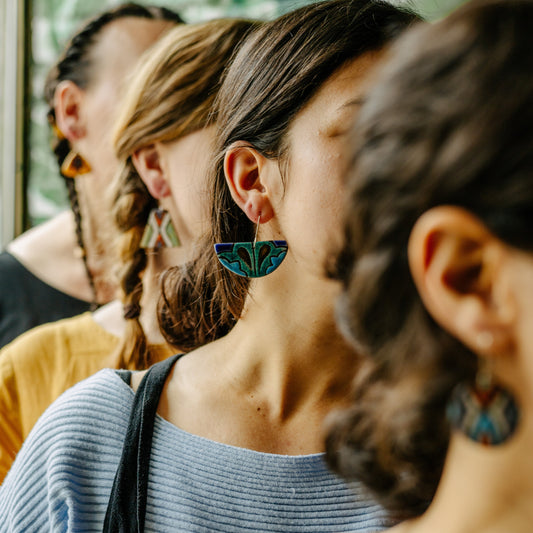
[28,0,466,224]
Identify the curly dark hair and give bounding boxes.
[44,3,182,309]
[325,0,533,519]
[157,0,421,351]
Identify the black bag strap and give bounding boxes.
[116,369,132,386]
[103,353,184,532]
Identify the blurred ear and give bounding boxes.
[54,80,87,141]
[408,206,516,357]
[224,143,275,224]
[131,144,171,200]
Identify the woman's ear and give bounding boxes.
[54,80,87,141]
[224,143,275,223]
[408,206,516,357]
[131,144,171,200]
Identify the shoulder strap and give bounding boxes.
[116,369,132,386]
[103,353,184,532]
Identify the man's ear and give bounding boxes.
[408,206,515,357]
[132,144,171,200]
[224,144,275,223]
[54,80,87,141]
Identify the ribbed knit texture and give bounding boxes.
[0,370,393,532]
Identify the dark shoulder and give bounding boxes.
[0,251,27,281]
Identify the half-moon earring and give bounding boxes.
[214,216,288,278]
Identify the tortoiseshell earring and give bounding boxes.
[60,151,91,178]
[214,216,288,278]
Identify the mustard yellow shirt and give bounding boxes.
[0,312,175,483]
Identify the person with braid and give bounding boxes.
[325,1,533,532]
[0,1,419,530]
[0,19,259,485]
[0,3,182,349]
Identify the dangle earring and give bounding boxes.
[140,207,180,249]
[214,215,288,278]
[60,150,92,178]
[446,342,519,445]
[49,115,91,178]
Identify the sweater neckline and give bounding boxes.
[110,367,326,462]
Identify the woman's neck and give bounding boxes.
[139,246,190,345]
[161,266,362,455]
[7,210,99,302]
[208,268,360,422]
[402,414,533,533]
[77,197,116,306]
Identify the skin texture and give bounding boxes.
[131,53,384,456]
[138,128,214,250]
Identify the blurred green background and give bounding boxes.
[28,0,467,225]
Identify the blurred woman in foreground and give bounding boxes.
[327,1,533,531]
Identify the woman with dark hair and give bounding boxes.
[0,1,418,530]
[0,3,182,348]
[326,1,533,531]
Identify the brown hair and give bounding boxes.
[157,0,420,351]
[325,0,533,519]
[112,19,260,369]
[44,3,182,309]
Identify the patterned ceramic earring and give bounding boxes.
[214,215,288,278]
[140,207,180,249]
[446,354,519,446]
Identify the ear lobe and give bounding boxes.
[224,144,274,223]
[132,144,171,200]
[408,206,515,356]
[54,80,87,141]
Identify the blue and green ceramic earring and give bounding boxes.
[214,216,288,278]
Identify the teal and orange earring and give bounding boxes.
[446,357,519,446]
[214,216,288,278]
[140,208,180,249]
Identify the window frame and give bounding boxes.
[0,0,29,248]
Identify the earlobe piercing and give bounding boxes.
[476,331,494,351]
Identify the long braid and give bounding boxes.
[44,4,183,308]
[113,160,155,369]
[65,177,99,311]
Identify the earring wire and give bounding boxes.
[253,214,261,248]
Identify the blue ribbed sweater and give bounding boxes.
[0,369,392,532]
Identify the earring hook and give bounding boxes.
[253,214,261,248]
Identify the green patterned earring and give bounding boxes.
[214,216,288,278]
[140,208,180,249]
